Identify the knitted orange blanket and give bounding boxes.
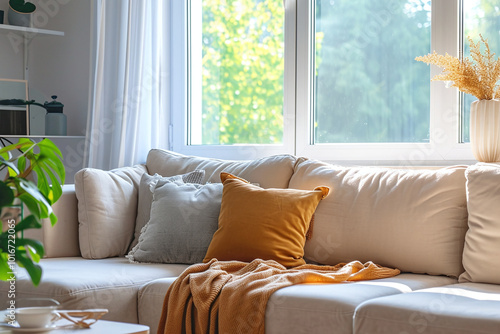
[157,259,400,334]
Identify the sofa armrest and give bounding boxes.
[41,184,81,258]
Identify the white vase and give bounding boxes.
[470,99,500,162]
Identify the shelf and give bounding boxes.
[0,135,85,139]
[0,23,64,37]
[0,105,26,111]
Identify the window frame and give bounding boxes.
[172,0,476,165]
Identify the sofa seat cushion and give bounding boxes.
[138,277,177,334]
[1,257,188,323]
[138,273,455,334]
[354,282,500,334]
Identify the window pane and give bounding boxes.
[461,0,500,143]
[190,0,284,145]
[313,0,431,143]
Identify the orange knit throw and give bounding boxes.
[157,258,400,334]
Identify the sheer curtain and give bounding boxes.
[85,0,170,170]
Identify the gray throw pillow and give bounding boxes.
[128,170,205,251]
[127,180,223,264]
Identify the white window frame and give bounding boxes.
[172,0,476,165]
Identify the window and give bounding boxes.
[173,0,480,164]
[461,0,500,143]
[189,0,285,145]
[314,0,431,144]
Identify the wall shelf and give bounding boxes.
[0,23,64,136]
[0,24,64,38]
[0,105,26,111]
[0,135,85,139]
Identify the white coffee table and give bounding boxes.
[0,320,149,334]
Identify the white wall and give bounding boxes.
[0,3,24,79]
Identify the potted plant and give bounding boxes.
[8,0,36,27]
[416,35,500,162]
[0,138,65,286]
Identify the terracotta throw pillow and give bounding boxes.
[203,173,329,267]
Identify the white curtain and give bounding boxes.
[85,0,170,170]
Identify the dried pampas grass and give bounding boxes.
[416,35,500,100]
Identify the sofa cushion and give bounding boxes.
[354,282,500,334]
[290,159,468,277]
[41,184,81,258]
[203,173,329,267]
[267,274,456,334]
[75,165,147,259]
[0,257,189,323]
[128,180,223,264]
[138,277,177,334]
[137,273,456,334]
[146,149,297,188]
[460,163,500,284]
[129,170,206,251]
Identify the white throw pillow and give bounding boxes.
[290,159,468,277]
[128,170,206,251]
[75,165,147,259]
[459,163,500,284]
[146,149,296,189]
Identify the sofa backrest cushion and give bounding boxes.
[75,165,147,259]
[290,158,468,277]
[146,149,297,189]
[460,163,500,284]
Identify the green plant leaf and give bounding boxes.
[13,177,53,220]
[17,178,50,208]
[17,155,26,174]
[48,212,57,226]
[0,233,9,253]
[16,251,42,286]
[27,246,40,263]
[0,151,10,160]
[46,171,63,205]
[0,138,63,286]
[17,238,44,262]
[38,138,63,158]
[0,252,12,281]
[33,160,63,204]
[0,138,34,155]
[0,182,14,208]
[5,176,47,230]
[9,0,36,13]
[22,139,65,202]
[18,191,41,219]
[15,215,42,233]
[38,140,65,178]
[41,153,65,183]
[33,164,51,198]
[0,156,19,175]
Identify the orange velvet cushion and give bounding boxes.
[203,173,329,267]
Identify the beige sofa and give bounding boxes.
[2,149,500,334]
